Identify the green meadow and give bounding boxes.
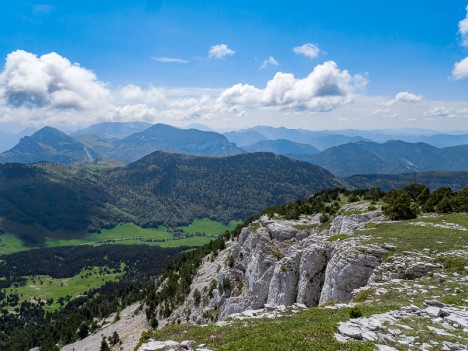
[356,213,468,253]
[3,265,124,312]
[0,219,243,255]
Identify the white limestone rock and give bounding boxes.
[319,249,380,304]
[267,257,299,306]
[264,221,299,240]
[244,241,277,306]
[296,244,330,306]
[329,211,385,236]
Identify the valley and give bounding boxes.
[2,2,468,350]
[0,219,241,255]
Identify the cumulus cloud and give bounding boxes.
[260,56,279,69]
[385,91,423,106]
[152,57,189,63]
[2,50,467,130]
[293,43,321,59]
[459,5,468,47]
[0,50,110,110]
[208,44,235,59]
[451,57,468,80]
[394,91,423,103]
[218,61,367,112]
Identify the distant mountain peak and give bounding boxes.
[0,126,101,165]
[72,121,153,139]
[106,123,244,163]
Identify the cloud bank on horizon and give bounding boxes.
[0,48,467,131]
[0,2,467,131]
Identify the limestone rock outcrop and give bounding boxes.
[166,203,388,324]
[319,249,381,304]
[296,244,329,306]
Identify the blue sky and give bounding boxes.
[0,0,467,131]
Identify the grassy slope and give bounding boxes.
[179,219,242,235]
[0,234,29,255]
[359,213,468,253]
[153,308,376,351]
[145,212,467,351]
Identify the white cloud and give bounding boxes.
[218,61,367,112]
[451,57,468,80]
[208,44,235,59]
[293,43,321,59]
[1,50,468,131]
[423,106,457,118]
[118,84,166,105]
[394,91,423,103]
[459,5,468,47]
[152,57,189,64]
[0,50,110,110]
[385,91,423,106]
[260,56,279,69]
[373,108,390,114]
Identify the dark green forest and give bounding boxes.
[0,244,185,350]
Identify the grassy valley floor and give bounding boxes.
[0,219,242,255]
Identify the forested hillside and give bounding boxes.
[104,151,344,227]
[0,152,343,245]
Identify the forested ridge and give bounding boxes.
[105,151,344,227]
[0,151,343,245]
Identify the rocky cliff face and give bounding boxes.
[165,203,387,324]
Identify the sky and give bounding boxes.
[0,0,468,132]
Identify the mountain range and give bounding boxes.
[72,121,153,139]
[242,139,319,155]
[291,140,468,177]
[0,123,244,165]
[0,128,36,152]
[103,123,243,162]
[224,126,371,150]
[224,125,468,149]
[1,122,467,178]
